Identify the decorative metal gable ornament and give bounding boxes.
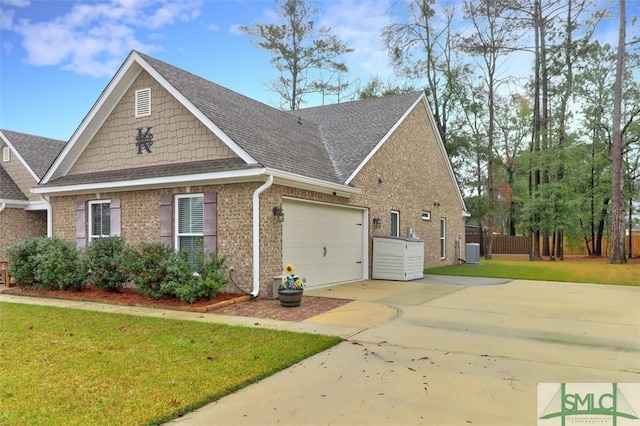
[135,127,154,154]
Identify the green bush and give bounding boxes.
[6,237,45,288]
[34,238,85,291]
[163,250,228,303]
[84,237,132,292]
[129,242,174,299]
[5,237,85,290]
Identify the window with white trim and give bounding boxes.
[89,200,111,241]
[390,210,400,237]
[2,147,9,162]
[175,194,204,265]
[440,218,446,259]
[135,88,151,118]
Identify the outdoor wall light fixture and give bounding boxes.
[272,206,285,222]
[433,201,441,208]
[372,217,381,229]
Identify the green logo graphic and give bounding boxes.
[539,383,639,426]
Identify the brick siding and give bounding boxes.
[0,208,46,261]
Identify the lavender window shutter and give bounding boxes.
[76,201,86,248]
[160,195,173,247]
[110,198,121,237]
[203,192,217,254]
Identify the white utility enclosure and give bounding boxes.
[372,236,424,281]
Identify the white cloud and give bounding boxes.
[6,0,203,77]
[320,0,393,81]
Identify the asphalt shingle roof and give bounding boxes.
[0,129,65,180]
[137,52,339,183]
[293,92,423,182]
[0,166,26,201]
[136,52,422,185]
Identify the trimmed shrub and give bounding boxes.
[6,237,45,288]
[84,237,132,292]
[5,237,85,290]
[34,238,85,291]
[163,250,228,303]
[129,242,174,299]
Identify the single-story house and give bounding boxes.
[28,50,467,297]
[0,130,65,261]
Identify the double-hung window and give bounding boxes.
[390,210,400,237]
[89,200,111,241]
[175,194,204,265]
[440,218,446,259]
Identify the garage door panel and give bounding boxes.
[283,200,365,288]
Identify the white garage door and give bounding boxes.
[282,199,366,288]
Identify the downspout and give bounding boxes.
[41,196,53,237]
[0,202,5,213]
[251,175,274,297]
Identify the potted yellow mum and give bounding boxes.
[278,263,305,307]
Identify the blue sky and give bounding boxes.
[0,0,625,142]
[0,0,396,140]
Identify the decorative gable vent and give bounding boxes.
[2,146,9,162]
[135,88,151,118]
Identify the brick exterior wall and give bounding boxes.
[68,71,236,175]
[349,101,465,268]
[0,208,47,261]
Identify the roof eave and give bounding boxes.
[267,168,360,198]
[33,168,267,196]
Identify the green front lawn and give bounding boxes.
[425,257,639,286]
[0,303,341,425]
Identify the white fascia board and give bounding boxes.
[42,54,142,184]
[344,95,423,186]
[32,167,266,196]
[135,53,256,165]
[0,199,30,208]
[25,201,47,211]
[267,168,361,197]
[0,131,40,182]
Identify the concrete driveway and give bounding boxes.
[169,276,640,426]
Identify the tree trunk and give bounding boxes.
[609,0,627,264]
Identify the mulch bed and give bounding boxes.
[1,285,351,322]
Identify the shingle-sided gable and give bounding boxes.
[0,165,27,201]
[0,129,65,180]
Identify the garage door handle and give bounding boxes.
[323,246,327,257]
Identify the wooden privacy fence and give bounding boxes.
[465,235,640,257]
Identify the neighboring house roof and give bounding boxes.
[0,166,27,201]
[0,129,66,181]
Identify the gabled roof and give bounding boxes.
[0,166,27,201]
[42,51,424,188]
[293,92,423,183]
[38,51,465,212]
[0,129,66,181]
